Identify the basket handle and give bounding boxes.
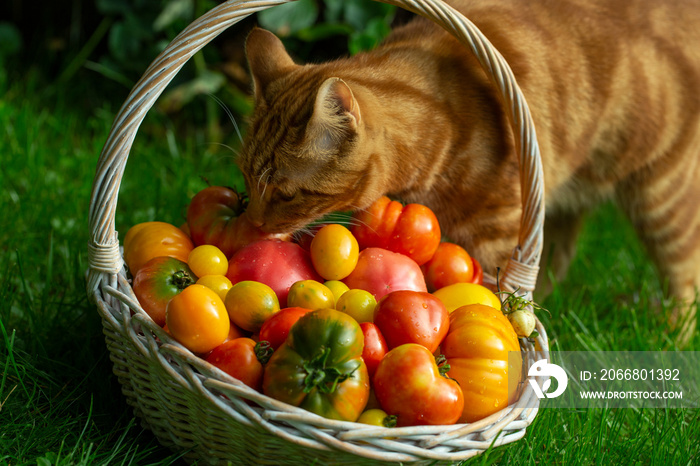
[87,0,544,297]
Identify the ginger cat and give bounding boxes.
[237,0,700,341]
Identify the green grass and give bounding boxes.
[1,66,698,466]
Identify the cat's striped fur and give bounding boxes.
[237,0,700,341]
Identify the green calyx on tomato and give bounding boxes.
[263,308,370,421]
[302,345,360,394]
[255,340,274,365]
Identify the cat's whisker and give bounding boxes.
[257,167,271,194]
[208,93,244,144]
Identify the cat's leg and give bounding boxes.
[616,166,700,345]
[535,211,584,300]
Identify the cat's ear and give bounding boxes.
[245,27,297,101]
[306,77,362,153]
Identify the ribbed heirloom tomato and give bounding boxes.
[263,309,369,421]
[442,304,522,423]
[350,196,441,265]
[186,186,289,258]
[123,221,194,275]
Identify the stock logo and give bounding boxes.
[528,359,568,399]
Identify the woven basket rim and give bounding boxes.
[86,0,550,463]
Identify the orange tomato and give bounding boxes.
[441,304,522,423]
[123,221,194,275]
[165,284,230,354]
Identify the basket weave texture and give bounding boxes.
[87,0,551,464]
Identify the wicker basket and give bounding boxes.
[87,0,551,464]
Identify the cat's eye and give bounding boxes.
[277,190,296,202]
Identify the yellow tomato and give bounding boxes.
[165,284,230,354]
[357,408,397,427]
[310,224,359,280]
[196,274,233,301]
[224,281,280,332]
[432,282,501,313]
[188,244,228,277]
[324,280,350,303]
[287,280,335,310]
[336,289,377,323]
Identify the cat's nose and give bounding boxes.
[243,209,265,228]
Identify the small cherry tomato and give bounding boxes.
[224,281,280,332]
[373,290,449,353]
[324,280,350,302]
[357,408,397,427]
[165,284,230,354]
[206,338,273,391]
[432,282,501,313]
[310,224,359,280]
[287,280,335,310]
[359,322,388,379]
[258,306,313,350]
[374,343,463,426]
[421,242,475,292]
[336,289,377,323]
[188,245,228,277]
[196,274,233,301]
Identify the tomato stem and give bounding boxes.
[435,354,452,378]
[255,341,274,365]
[302,346,356,394]
[383,415,398,428]
[171,270,195,290]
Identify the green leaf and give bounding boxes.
[0,22,22,58]
[348,17,391,54]
[153,0,194,32]
[257,0,320,37]
[342,0,395,31]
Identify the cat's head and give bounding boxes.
[237,28,382,234]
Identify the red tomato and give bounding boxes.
[421,242,475,292]
[226,239,322,307]
[471,256,484,285]
[132,256,197,326]
[350,196,441,265]
[359,322,388,379]
[373,290,449,353]
[342,248,427,301]
[373,343,464,426]
[205,338,272,391]
[186,186,290,258]
[258,307,313,350]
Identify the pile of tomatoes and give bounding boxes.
[123,186,531,427]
